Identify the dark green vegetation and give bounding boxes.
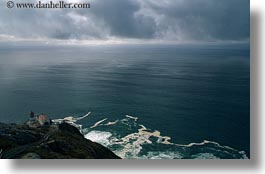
[0,122,121,159]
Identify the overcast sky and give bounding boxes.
[0,0,249,44]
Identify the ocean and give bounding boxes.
[0,43,250,159]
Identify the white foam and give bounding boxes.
[142,151,183,159]
[85,130,112,146]
[55,113,249,159]
[192,153,219,159]
[104,120,119,126]
[239,151,249,159]
[90,118,108,128]
[125,115,138,121]
[106,122,175,158]
[53,112,91,123]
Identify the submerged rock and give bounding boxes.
[0,122,121,159]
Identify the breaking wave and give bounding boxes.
[54,114,248,159]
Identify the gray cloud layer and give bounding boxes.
[0,0,249,43]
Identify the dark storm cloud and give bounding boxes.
[143,0,250,41]
[89,0,156,38]
[0,0,249,42]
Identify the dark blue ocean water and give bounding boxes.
[0,44,249,158]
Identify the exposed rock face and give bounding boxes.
[0,122,121,159]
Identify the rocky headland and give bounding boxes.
[0,122,121,159]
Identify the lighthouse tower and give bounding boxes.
[29,111,35,122]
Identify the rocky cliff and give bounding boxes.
[0,122,121,159]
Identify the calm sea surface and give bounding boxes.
[0,44,250,158]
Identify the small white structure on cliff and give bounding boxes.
[26,111,51,128]
[37,114,51,126]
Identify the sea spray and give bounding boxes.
[54,113,248,159]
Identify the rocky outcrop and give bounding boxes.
[0,122,121,159]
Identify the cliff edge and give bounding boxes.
[0,122,121,159]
